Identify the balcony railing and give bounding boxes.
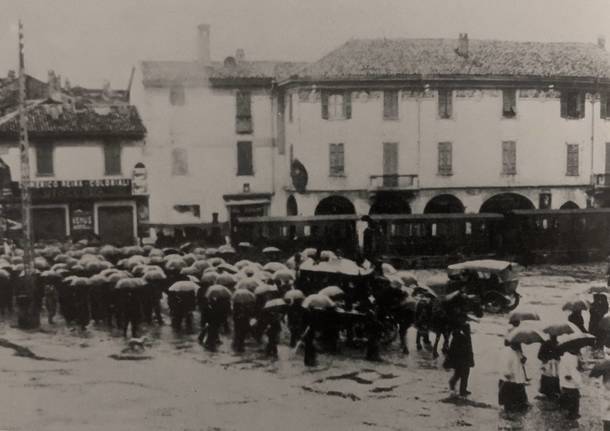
[369,174,419,190]
[592,174,610,188]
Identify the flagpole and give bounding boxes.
[17,20,38,329]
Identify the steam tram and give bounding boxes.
[234,208,610,266]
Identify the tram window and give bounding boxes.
[412,224,422,237]
[542,219,548,230]
[281,226,288,237]
[465,222,472,235]
[553,218,560,229]
[390,223,397,236]
[431,223,437,237]
[304,225,312,236]
[479,222,487,233]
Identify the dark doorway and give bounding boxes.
[480,193,534,214]
[315,195,355,215]
[560,201,579,209]
[424,194,465,213]
[98,206,134,245]
[32,207,66,241]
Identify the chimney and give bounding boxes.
[458,33,469,57]
[7,70,15,80]
[598,35,606,49]
[235,48,245,63]
[197,24,211,64]
[47,70,58,99]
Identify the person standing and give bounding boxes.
[445,316,474,397]
[362,216,383,263]
[600,372,610,431]
[499,342,529,412]
[568,309,587,334]
[559,348,582,420]
[537,335,561,399]
[590,294,609,349]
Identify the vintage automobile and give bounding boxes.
[445,259,522,313]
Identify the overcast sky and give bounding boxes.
[0,0,608,88]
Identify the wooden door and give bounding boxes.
[97,206,134,246]
[32,208,66,241]
[383,142,398,187]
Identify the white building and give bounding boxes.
[277,35,610,218]
[130,24,302,243]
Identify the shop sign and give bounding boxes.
[71,209,93,231]
[28,178,133,200]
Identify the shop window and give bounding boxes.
[502,89,516,118]
[383,90,399,120]
[36,144,54,176]
[321,91,351,120]
[560,91,585,119]
[237,141,253,176]
[236,91,252,134]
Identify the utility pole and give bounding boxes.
[16,20,38,329]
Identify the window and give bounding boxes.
[601,92,610,119]
[438,89,453,119]
[321,91,351,120]
[502,141,517,175]
[236,91,253,134]
[502,89,516,118]
[437,142,452,175]
[566,144,579,176]
[104,142,122,175]
[173,204,200,218]
[288,93,293,123]
[36,144,54,176]
[560,90,585,119]
[169,85,185,106]
[329,143,345,176]
[237,141,253,175]
[383,90,399,120]
[171,148,188,176]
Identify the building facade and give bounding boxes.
[132,27,610,244]
[277,36,610,219]
[0,98,147,245]
[130,25,302,243]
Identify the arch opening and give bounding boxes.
[480,193,534,214]
[314,195,356,216]
[424,194,465,214]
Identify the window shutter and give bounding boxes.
[560,92,568,118]
[237,141,253,175]
[321,91,329,119]
[577,92,585,118]
[446,90,453,118]
[236,91,251,117]
[602,93,608,119]
[343,91,351,119]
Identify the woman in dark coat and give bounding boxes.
[445,317,474,397]
[590,294,609,348]
[568,310,587,334]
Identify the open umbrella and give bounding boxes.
[256,271,273,283]
[115,278,146,290]
[216,273,237,289]
[148,248,164,257]
[40,270,62,281]
[232,288,256,305]
[142,269,167,281]
[590,360,610,378]
[562,298,589,312]
[51,263,68,272]
[0,269,10,280]
[508,309,540,326]
[302,248,317,258]
[254,283,278,297]
[589,285,610,294]
[538,321,581,337]
[89,273,108,286]
[263,262,287,274]
[235,260,252,270]
[34,256,50,270]
[320,250,337,261]
[302,294,335,310]
[207,257,225,267]
[217,263,238,274]
[168,280,199,292]
[200,272,218,287]
[318,285,345,300]
[180,266,201,277]
[273,269,295,283]
[100,245,120,257]
[205,248,219,257]
[236,277,260,292]
[505,326,546,345]
[205,284,232,300]
[262,246,281,254]
[218,244,236,255]
[107,271,130,284]
[165,258,187,272]
[70,277,91,288]
[192,260,211,272]
[413,285,438,298]
[557,332,596,352]
[264,298,288,313]
[284,289,306,304]
[84,260,112,274]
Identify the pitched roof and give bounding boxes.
[291,38,610,82]
[140,60,306,86]
[0,103,146,140]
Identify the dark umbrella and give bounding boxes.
[168,280,199,292]
[562,299,589,312]
[557,332,596,352]
[200,272,218,287]
[539,321,581,337]
[318,285,345,300]
[505,326,546,345]
[302,294,335,310]
[508,309,540,326]
[590,360,610,378]
[115,278,147,290]
[254,283,278,297]
[284,289,305,304]
[589,285,610,294]
[236,277,260,292]
[40,270,62,282]
[263,262,287,273]
[216,273,237,289]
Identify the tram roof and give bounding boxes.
[511,208,610,216]
[237,212,503,224]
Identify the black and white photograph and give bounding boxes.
[0,0,610,429]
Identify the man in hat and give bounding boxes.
[362,215,384,263]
